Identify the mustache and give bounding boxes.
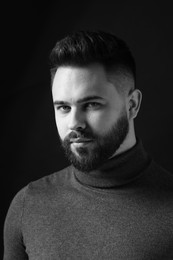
[64,130,96,142]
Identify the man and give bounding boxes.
[3,31,173,259]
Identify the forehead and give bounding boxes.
[52,64,121,103]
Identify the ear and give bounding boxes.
[128,89,142,119]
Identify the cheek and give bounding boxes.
[87,110,118,135]
[54,115,68,140]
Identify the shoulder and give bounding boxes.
[3,167,73,258]
[4,166,73,229]
[4,186,27,229]
[143,160,173,192]
[7,165,72,213]
[26,165,73,197]
[150,161,173,181]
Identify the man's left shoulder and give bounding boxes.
[149,160,173,190]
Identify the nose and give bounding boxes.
[68,108,86,131]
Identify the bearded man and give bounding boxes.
[4,30,173,259]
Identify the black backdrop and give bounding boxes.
[2,0,173,256]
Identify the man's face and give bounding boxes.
[52,64,130,172]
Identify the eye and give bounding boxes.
[56,105,71,113]
[85,102,102,110]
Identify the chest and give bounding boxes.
[22,192,173,259]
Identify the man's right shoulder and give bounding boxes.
[3,165,74,258]
[28,165,73,194]
[12,165,73,207]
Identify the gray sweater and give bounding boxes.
[3,141,173,259]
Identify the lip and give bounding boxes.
[70,138,92,143]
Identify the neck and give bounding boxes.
[73,138,151,188]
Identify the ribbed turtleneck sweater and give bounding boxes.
[3,140,173,259]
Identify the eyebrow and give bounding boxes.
[53,96,105,105]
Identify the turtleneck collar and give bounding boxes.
[73,139,151,188]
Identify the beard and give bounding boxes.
[60,109,129,172]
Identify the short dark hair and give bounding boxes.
[49,30,136,85]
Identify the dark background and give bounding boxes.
[1,0,173,257]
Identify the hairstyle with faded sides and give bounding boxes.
[49,30,136,94]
